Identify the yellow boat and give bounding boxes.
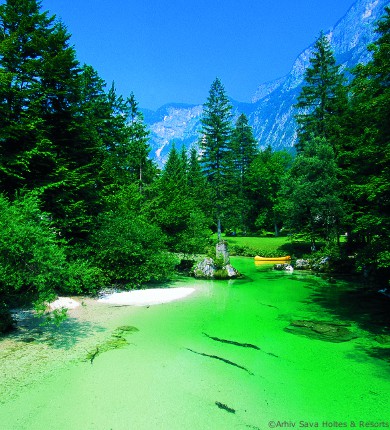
[254,255,291,262]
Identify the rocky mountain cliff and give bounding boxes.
[142,0,389,164]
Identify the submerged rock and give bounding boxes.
[285,320,357,343]
[375,334,390,345]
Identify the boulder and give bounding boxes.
[285,320,357,343]
[192,259,240,279]
[216,241,230,265]
[295,259,311,270]
[274,263,293,271]
[193,257,215,278]
[225,264,239,278]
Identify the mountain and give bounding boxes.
[142,0,389,164]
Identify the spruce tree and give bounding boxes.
[340,6,390,272]
[278,137,345,247]
[248,146,292,235]
[199,78,233,239]
[295,32,347,152]
[0,0,60,192]
[126,92,154,191]
[231,113,258,232]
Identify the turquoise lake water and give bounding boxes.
[0,257,388,429]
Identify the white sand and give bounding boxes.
[49,297,81,310]
[97,287,195,306]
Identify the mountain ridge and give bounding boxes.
[142,0,389,164]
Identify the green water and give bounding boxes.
[1,257,389,429]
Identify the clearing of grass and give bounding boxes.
[211,234,313,258]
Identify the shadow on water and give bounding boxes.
[301,280,390,334]
[8,312,105,350]
[289,274,390,362]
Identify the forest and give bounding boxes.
[0,0,389,332]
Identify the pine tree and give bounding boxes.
[199,77,233,240]
[152,144,190,250]
[248,146,292,235]
[188,146,209,212]
[295,32,347,152]
[340,6,390,272]
[230,113,258,231]
[278,137,345,247]
[126,92,154,191]
[0,0,60,192]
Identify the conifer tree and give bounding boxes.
[126,92,154,191]
[199,78,233,239]
[340,6,390,271]
[295,32,347,152]
[230,113,258,231]
[278,137,344,247]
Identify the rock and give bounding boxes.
[216,241,230,265]
[193,257,215,278]
[295,259,311,270]
[311,256,331,273]
[224,264,239,278]
[274,263,293,271]
[285,320,357,343]
[193,259,239,279]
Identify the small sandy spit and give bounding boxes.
[97,287,196,306]
[49,297,81,310]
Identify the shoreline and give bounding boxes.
[1,285,197,404]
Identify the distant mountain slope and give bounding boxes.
[142,0,389,164]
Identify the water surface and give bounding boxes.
[0,257,388,429]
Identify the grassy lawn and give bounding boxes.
[222,235,289,252]
[211,233,313,258]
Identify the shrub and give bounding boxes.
[91,211,178,287]
[0,193,106,313]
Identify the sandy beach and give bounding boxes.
[0,286,196,405]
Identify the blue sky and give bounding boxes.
[41,0,356,110]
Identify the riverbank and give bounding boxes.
[1,259,388,429]
[0,286,197,406]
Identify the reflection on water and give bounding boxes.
[0,256,389,429]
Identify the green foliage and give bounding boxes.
[0,193,106,312]
[199,77,234,237]
[149,145,212,254]
[91,210,178,287]
[295,32,347,152]
[277,137,345,246]
[0,193,66,300]
[248,146,292,234]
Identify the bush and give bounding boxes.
[91,211,178,287]
[0,193,106,311]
